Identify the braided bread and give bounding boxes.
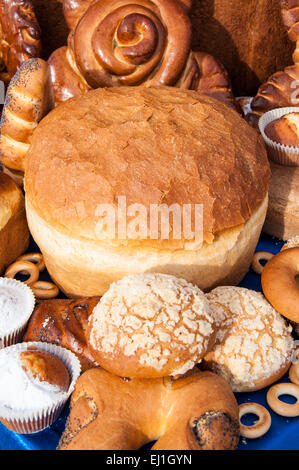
[0,0,41,83]
[0,58,54,172]
[58,368,239,450]
[248,0,299,126]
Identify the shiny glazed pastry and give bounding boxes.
[0,0,41,84]
[202,286,294,392]
[24,296,101,371]
[0,172,29,274]
[58,368,240,450]
[48,0,237,109]
[24,86,270,297]
[87,273,216,378]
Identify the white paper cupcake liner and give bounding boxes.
[0,341,81,434]
[259,107,299,166]
[0,278,35,348]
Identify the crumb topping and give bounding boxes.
[89,273,214,375]
[205,286,294,391]
[283,235,299,251]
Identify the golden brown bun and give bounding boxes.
[190,0,294,96]
[265,112,299,147]
[24,86,269,297]
[0,0,41,81]
[0,171,29,274]
[24,297,101,372]
[20,349,70,392]
[0,58,54,172]
[263,162,299,240]
[202,286,294,392]
[262,247,299,323]
[87,274,216,378]
[58,368,239,450]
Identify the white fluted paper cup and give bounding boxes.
[0,341,81,434]
[259,107,299,166]
[0,278,35,348]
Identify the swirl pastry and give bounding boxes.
[0,0,41,84]
[48,0,238,109]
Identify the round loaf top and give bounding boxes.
[25,86,270,246]
[88,273,216,378]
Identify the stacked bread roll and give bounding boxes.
[58,273,241,451]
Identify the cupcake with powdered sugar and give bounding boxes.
[0,342,81,433]
[0,277,35,347]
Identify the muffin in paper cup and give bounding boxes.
[0,277,35,348]
[259,107,299,166]
[0,341,81,434]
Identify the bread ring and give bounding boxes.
[58,368,240,450]
[28,281,59,300]
[267,383,299,417]
[16,252,45,273]
[251,251,274,275]
[5,260,39,285]
[239,403,271,439]
[261,247,299,323]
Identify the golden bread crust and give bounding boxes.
[25,86,270,246]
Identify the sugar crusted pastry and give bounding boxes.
[202,286,294,392]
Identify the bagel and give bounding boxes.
[261,247,299,323]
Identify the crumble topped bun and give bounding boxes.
[203,286,294,392]
[88,273,216,378]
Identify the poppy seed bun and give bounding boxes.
[24,86,270,297]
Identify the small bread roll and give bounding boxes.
[88,273,216,378]
[202,286,294,392]
[0,172,29,274]
[265,112,299,147]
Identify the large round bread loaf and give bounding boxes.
[25,86,270,297]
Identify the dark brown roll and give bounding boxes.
[0,0,41,79]
[24,297,101,371]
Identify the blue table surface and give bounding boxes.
[1,232,298,451]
